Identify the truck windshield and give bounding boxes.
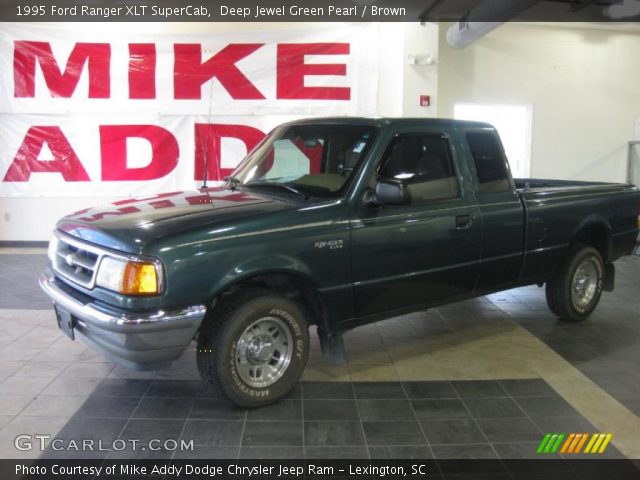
[231,124,378,198]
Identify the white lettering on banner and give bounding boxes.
[0,23,380,197]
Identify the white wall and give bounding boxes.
[2,22,436,242]
[437,22,640,182]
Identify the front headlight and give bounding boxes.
[96,256,162,295]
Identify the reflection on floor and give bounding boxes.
[0,252,639,460]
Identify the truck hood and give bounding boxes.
[57,187,297,253]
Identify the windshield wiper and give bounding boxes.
[245,181,308,200]
[224,176,242,191]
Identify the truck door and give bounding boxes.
[462,128,525,291]
[350,128,482,318]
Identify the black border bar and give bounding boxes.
[3,459,640,480]
[0,0,639,22]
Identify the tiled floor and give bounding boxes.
[1,251,639,461]
[31,378,622,460]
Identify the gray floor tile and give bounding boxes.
[421,418,487,445]
[304,421,365,446]
[620,398,640,417]
[304,446,368,459]
[240,446,304,459]
[368,445,433,459]
[353,382,406,399]
[514,396,579,417]
[60,362,115,379]
[181,420,243,447]
[245,399,301,421]
[530,415,596,434]
[242,421,302,447]
[403,381,457,399]
[75,394,141,419]
[463,397,526,419]
[190,398,246,420]
[13,362,70,378]
[0,416,12,430]
[88,378,148,397]
[145,380,202,397]
[303,382,354,399]
[21,395,87,417]
[56,416,128,443]
[120,419,186,443]
[411,399,470,419]
[357,399,416,421]
[173,445,238,459]
[477,417,542,443]
[362,421,426,446]
[493,442,549,459]
[0,394,35,416]
[304,399,359,421]
[0,375,52,396]
[498,379,558,397]
[132,397,195,419]
[431,443,497,459]
[452,380,508,398]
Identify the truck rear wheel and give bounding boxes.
[545,245,604,322]
[197,288,309,408]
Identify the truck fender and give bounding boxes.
[207,255,329,330]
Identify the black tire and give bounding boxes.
[545,245,604,322]
[197,288,309,408]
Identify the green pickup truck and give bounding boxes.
[40,118,640,407]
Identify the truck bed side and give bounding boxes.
[517,181,640,284]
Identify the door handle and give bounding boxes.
[455,214,473,229]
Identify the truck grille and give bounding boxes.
[50,233,105,289]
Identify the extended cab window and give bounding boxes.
[379,133,459,203]
[466,132,511,193]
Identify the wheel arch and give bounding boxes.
[204,267,329,332]
[569,217,611,263]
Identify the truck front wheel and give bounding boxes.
[545,245,604,322]
[197,289,309,408]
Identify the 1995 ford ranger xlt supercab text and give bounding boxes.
[40,118,640,407]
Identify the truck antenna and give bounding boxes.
[201,79,215,190]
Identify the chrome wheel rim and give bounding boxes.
[571,259,599,309]
[235,316,293,388]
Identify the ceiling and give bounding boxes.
[414,0,640,22]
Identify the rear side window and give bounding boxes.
[466,132,511,193]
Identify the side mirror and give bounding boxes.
[369,179,411,206]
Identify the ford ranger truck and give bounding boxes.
[40,118,640,407]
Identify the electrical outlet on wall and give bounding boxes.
[4,212,10,222]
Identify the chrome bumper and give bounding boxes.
[39,270,207,369]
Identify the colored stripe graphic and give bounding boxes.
[584,433,598,453]
[537,433,565,454]
[539,433,613,454]
[551,433,565,453]
[537,434,552,454]
[560,433,575,454]
[598,434,613,453]
[575,433,588,453]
